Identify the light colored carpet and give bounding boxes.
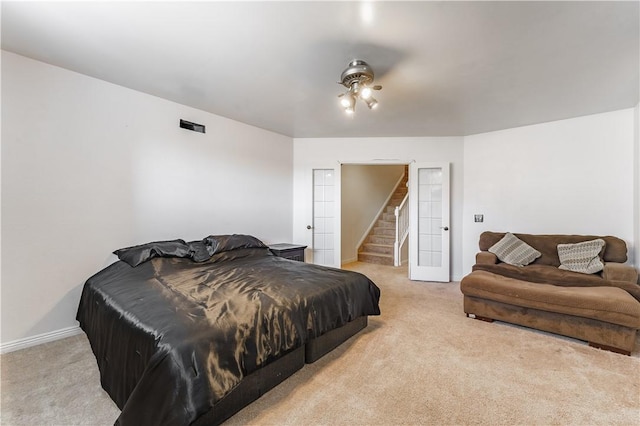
[1,262,639,425]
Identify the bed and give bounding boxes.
[76,235,381,425]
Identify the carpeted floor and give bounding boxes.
[1,262,639,425]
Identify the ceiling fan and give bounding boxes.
[338,59,382,114]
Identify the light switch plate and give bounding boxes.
[474,214,484,223]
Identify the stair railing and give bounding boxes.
[394,192,409,267]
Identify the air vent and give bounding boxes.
[180,119,205,133]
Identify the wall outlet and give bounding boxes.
[474,214,484,223]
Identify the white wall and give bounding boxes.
[462,109,636,275]
[341,164,404,263]
[293,137,465,280]
[1,51,293,348]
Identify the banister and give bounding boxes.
[394,192,409,266]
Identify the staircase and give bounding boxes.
[358,170,408,265]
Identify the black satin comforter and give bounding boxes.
[77,248,380,425]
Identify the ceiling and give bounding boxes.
[2,1,638,138]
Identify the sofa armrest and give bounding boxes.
[603,263,638,284]
[476,251,498,265]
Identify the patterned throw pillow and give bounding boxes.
[557,239,605,274]
[488,232,541,267]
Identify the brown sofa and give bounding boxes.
[460,232,640,355]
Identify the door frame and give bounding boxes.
[304,160,413,267]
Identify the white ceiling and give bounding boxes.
[2,1,638,138]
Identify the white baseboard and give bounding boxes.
[341,256,358,265]
[0,325,82,354]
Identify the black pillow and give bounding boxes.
[187,241,212,262]
[203,234,268,255]
[114,239,190,267]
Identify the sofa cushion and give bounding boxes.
[479,232,628,266]
[473,263,604,287]
[460,270,640,328]
[473,263,640,303]
[488,232,541,266]
[557,239,605,274]
[603,263,639,283]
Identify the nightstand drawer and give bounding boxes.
[269,244,307,262]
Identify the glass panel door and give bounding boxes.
[418,168,443,267]
[409,162,450,282]
[312,169,335,266]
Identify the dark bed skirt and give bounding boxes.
[192,345,306,426]
[305,316,368,363]
[192,316,368,425]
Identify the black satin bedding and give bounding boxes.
[76,247,380,425]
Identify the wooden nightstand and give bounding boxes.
[269,243,307,262]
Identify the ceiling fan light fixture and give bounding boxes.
[365,97,378,110]
[337,59,382,115]
[340,93,356,113]
[360,87,373,100]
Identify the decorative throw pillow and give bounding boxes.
[557,239,605,274]
[187,241,212,262]
[203,234,268,255]
[114,239,190,267]
[488,232,541,267]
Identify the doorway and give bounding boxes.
[301,161,451,282]
[341,164,407,265]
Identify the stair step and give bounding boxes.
[367,235,395,245]
[358,252,394,266]
[372,227,395,236]
[377,219,395,229]
[362,243,393,255]
[382,212,396,221]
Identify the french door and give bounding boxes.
[308,167,341,267]
[408,162,450,282]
